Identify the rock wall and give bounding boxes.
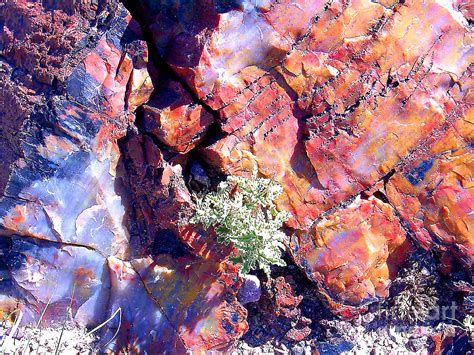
[0,0,472,352]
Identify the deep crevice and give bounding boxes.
[120,0,222,123]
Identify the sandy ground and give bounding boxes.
[0,321,97,354]
[231,321,467,354]
[0,317,467,354]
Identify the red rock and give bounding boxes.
[429,325,471,354]
[118,132,233,261]
[454,0,474,21]
[386,105,474,269]
[131,256,247,351]
[131,0,472,311]
[0,1,155,338]
[142,80,214,153]
[149,0,472,235]
[271,276,304,319]
[291,196,412,307]
[248,276,312,342]
[0,7,153,259]
[1,0,472,349]
[1,0,108,86]
[0,0,127,193]
[285,317,312,342]
[201,67,328,229]
[104,256,246,352]
[0,1,247,352]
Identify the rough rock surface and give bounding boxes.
[291,196,412,310]
[238,275,262,305]
[0,0,246,352]
[244,274,313,345]
[0,0,473,352]
[142,79,215,153]
[386,107,474,269]
[126,0,472,309]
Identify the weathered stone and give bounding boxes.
[131,256,248,351]
[0,0,120,194]
[1,0,116,86]
[117,131,233,263]
[118,132,192,253]
[1,0,473,350]
[386,101,473,270]
[238,275,262,305]
[0,1,247,352]
[142,80,214,153]
[244,275,312,343]
[291,196,412,309]
[130,0,473,312]
[130,0,473,236]
[0,1,153,338]
[101,257,186,353]
[0,6,152,258]
[201,67,325,229]
[429,325,471,354]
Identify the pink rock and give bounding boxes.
[0,1,247,352]
[142,80,214,153]
[291,196,412,308]
[386,103,474,270]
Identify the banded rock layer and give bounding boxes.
[129,0,473,306]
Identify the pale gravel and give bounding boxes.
[231,321,464,354]
[0,321,97,354]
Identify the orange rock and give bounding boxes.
[142,80,214,153]
[291,196,412,306]
[386,106,474,269]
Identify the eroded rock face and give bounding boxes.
[386,105,474,270]
[4,237,110,326]
[0,0,247,352]
[129,0,473,311]
[0,0,117,194]
[291,196,412,311]
[103,257,186,353]
[131,256,247,351]
[244,273,313,345]
[101,256,247,352]
[142,79,215,153]
[0,0,472,351]
[1,3,151,259]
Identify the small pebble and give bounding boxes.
[238,275,262,305]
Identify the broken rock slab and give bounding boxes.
[386,101,474,271]
[132,0,473,234]
[290,196,412,315]
[0,0,248,352]
[142,79,215,153]
[128,0,473,315]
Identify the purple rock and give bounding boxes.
[238,275,262,305]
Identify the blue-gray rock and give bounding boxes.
[238,275,261,305]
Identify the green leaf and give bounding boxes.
[190,174,290,276]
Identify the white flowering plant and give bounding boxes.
[190,174,290,276]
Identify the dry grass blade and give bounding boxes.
[54,283,76,355]
[23,288,56,354]
[86,307,122,349]
[0,309,22,350]
[0,309,23,353]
